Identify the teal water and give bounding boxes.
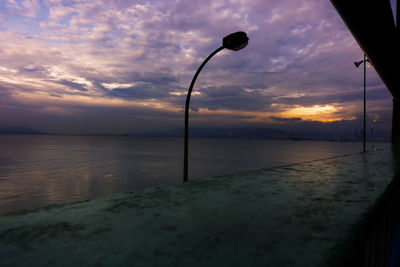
[0,135,387,214]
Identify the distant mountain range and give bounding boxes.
[130,127,290,139]
[0,127,48,135]
[124,127,390,142]
[0,126,291,139]
[0,126,389,142]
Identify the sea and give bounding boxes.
[0,135,389,214]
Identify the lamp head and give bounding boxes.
[354,60,363,68]
[223,31,249,51]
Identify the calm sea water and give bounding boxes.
[0,135,388,214]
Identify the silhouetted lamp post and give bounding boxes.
[183,31,249,182]
[354,54,370,152]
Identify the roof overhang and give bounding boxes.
[330,0,399,100]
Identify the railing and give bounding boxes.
[332,173,400,267]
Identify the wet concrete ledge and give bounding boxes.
[0,149,398,266]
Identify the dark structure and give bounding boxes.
[330,0,400,143]
[330,2,400,265]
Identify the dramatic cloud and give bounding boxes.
[0,0,394,134]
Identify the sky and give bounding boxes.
[0,0,396,136]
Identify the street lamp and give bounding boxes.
[354,54,371,152]
[183,31,249,182]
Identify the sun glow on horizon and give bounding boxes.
[190,104,357,124]
[279,104,353,122]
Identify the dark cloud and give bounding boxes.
[270,116,302,122]
[274,88,392,107]
[139,72,180,85]
[19,65,46,73]
[56,79,88,91]
[109,85,163,99]
[190,85,272,111]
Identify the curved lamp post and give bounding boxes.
[183,31,249,182]
[354,54,371,152]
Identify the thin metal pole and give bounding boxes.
[371,127,375,150]
[184,46,224,182]
[363,54,366,152]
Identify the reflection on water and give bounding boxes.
[0,135,389,214]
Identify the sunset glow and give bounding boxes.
[280,105,351,122]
